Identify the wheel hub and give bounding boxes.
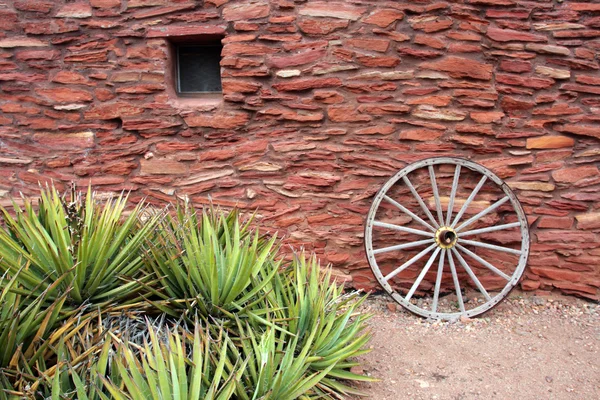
[435,226,458,249]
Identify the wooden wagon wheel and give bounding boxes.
[365,157,530,321]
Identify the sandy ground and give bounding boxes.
[352,293,599,400]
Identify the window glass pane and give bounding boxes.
[178,45,222,93]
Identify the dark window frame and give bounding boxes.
[174,42,223,96]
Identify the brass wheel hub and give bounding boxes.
[435,226,458,249]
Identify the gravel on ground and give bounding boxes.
[352,292,599,400]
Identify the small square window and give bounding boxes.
[176,43,223,95]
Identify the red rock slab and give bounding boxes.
[536,230,597,243]
[409,16,453,33]
[355,125,395,135]
[553,30,600,38]
[530,266,581,282]
[532,103,581,116]
[222,43,278,56]
[468,0,516,5]
[399,129,443,141]
[90,0,121,8]
[470,111,504,123]
[268,48,325,68]
[552,165,599,183]
[537,217,573,229]
[556,124,600,139]
[36,88,93,103]
[414,34,446,50]
[346,38,390,53]
[362,9,405,28]
[421,56,493,80]
[33,131,94,149]
[0,72,46,82]
[222,79,262,94]
[501,96,535,112]
[52,71,91,86]
[146,26,226,38]
[133,3,195,19]
[561,83,600,95]
[499,59,532,73]
[357,104,410,115]
[406,95,452,107]
[273,77,342,92]
[356,54,400,68]
[487,26,547,42]
[56,3,92,18]
[84,103,145,120]
[185,112,250,129]
[576,213,600,230]
[297,18,349,35]
[0,37,48,48]
[140,158,187,175]
[397,46,442,59]
[526,136,575,149]
[576,74,600,86]
[223,1,269,21]
[298,2,367,21]
[14,0,54,13]
[496,73,555,89]
[568,2,600,11]
[327,106,371,122]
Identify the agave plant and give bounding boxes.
[0,186,162,307]
[142,203,280,326]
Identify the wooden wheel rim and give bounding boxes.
[364,157,530,321]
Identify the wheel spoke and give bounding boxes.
[373,238,435,255]
[383,195,436,232]
[402,176,440,229]
[458,222,521,238]
[455,244,511,281]
[450,175,487,229]
[446,165,461,226]
[405,247,441,302]
[447,249,465,313]
[373,221,435,237]
[429,166,444,226]
[431,248,446,314]
[452,248,492,302]
[455,196,510,233]
[460,239,522,255]
[384,243,437,281]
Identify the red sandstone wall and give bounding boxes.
[0,0,599,299]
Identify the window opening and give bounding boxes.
[176,43,222,95]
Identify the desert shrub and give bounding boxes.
[0,188,372,399]
[0,187,161,307]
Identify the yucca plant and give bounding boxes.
[101,322,240,400]
[36,337,117,400]
[0,187,373,399]
[226,321,338,400]
[0,186,162,307]
[0,372,18,400]
[142,203,281,326]
[0,270,66,369]
[267,253,374,397]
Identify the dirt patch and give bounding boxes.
[353,292,599,400]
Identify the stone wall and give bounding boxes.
[0,0,599,300]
